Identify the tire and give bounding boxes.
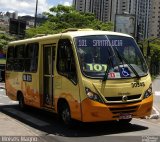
[18,94,25,110]
[59,102,74,127]
[118,118,132,124]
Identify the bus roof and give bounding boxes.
[64,30,132,38]
[8,30,133,45]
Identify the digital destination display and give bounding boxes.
[77,39,123,47]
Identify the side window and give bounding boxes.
[57,39,77,84]
[14,44,25,71]
[6,46,14,71]
[25,43,39,72]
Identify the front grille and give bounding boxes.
[105,94,141,102]
[106,100,142,105]
[109,106,138,114]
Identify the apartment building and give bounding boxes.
[73,0,111,22]
[136,0,151,40]
[73,0,137,21]
[149,0,160,37]
[73,0,151,39]
[117,0,136,14]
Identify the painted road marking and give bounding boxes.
[135,118,160,127]
[3,108,50,127]
[155,91,160,96]
[149,106,160,119]
[0,95,8,98]
[153,91,160,118]
[9,101,18,104]
[153,106,160,115]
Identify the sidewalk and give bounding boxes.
[0,112,38,136]
[0,85,40,138]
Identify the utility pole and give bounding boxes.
[34,0,38,28]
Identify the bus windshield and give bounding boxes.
[75,35,148,79]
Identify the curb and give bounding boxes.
[145,107,160,119]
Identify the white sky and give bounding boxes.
[0,0,72,16]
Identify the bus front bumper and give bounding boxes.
[81,95,153,122]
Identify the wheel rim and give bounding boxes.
[61,108,70,124]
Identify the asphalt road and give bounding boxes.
[0,86,160,142]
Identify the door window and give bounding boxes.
[57,39,77,84]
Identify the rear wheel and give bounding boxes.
[18,94,25,110]
[118,118,132,124]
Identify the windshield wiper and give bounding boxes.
[103,66,109,81]
[103,46,114,81]
[114,47,140,79]
[103,57,112,81]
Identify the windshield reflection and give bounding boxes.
[75,35,148,79]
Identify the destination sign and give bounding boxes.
[77,39,123,47]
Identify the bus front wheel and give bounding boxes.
[59,102,73,127]
[118,118,132,124]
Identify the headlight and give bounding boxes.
[85,87,103,103]
[144,84,152,99]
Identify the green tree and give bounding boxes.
[26,5,113,37]
[0,33,16,55]
[139,38,160,77]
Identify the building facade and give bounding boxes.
[136,0,151,40]
[73,0,152,39]
[149,0,160,37]
[73,0,137,22]
[73,0,111,22]
[117,0,136,14]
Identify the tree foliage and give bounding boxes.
[0,33,16,54]
[149,39,160,61]
[26,5,113,37]
[139,37,160,76]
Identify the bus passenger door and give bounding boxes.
[56,39,81,121]
[43,44,56,108]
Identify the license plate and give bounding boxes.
[119,113,132,119]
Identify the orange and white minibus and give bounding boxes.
[6,29,153,126]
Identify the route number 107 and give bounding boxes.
[86,64,107,72]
